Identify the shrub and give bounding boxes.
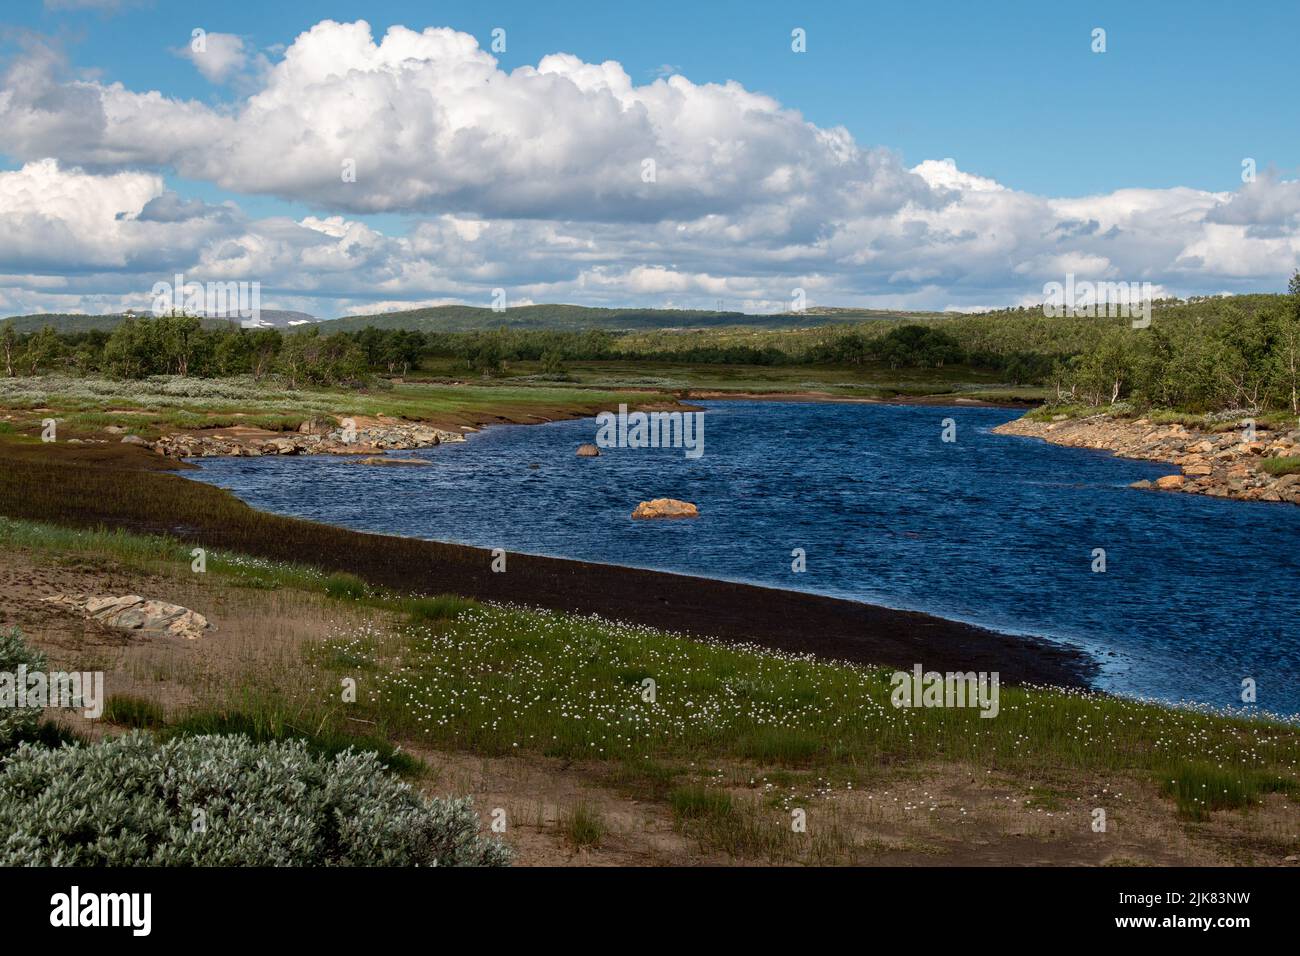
[0,628,47,752]
[163,708,421,775]
[0,732,511,866]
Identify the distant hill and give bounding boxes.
[1,310,318,333]
[323,304,944,333]
[1,313,132,333]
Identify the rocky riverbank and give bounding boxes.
[144,415,468,459]
[994,413,1300,504]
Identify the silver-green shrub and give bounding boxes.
[0,732,511,866]
[0,627,47,752]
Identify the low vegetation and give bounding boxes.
[0,729,510,866]
[4,513,1298,864]
[0,627,47,750]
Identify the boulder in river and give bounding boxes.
[631,498,699,519]
[576,444,601,457]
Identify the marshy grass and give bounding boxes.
[1159,761,1298,821]
[102,694,166,729]
[319,603,1300,794]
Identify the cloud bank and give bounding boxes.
[0,19,1297,317]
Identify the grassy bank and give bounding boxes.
[3,514,1297,863]
[0,374,674,440]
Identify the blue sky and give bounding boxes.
[9,0,1297,196]
[1,0,1297,316]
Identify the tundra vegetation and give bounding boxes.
[1,516,1296,864]
[0,616,509,866]
[3,278,1299,416]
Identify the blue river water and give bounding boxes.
[183,401,1300,715]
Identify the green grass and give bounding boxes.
[323,572,370,601]
[327,603,1299,778]
[102,694,166,729]
[734,726,824,764]
[0,516,333,592]
[561,802,607,848]
[606,758,683,800]
[163,705,422,776]
[1262,456,1300,477]
[399,594,481,622]
[1159,761,1298,821]
[669,785,734,822]
[0,374,671,440]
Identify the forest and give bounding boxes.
[3,277,1299,415]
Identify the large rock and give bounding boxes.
[1155,474,1186,490]
[43,594,214,640]
[576,444,601,457]
[298,416,336,436]
[631,498,700,519]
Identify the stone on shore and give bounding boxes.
[632,498,699,519]
[298,416,336,436]
[43,593,214,640]
[993,413,1300,505]
[148,415,468,460]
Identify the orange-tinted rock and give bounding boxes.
[631,498,699,519]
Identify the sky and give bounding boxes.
[1,0,1298,318]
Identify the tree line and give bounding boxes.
[3,275,1300,414]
